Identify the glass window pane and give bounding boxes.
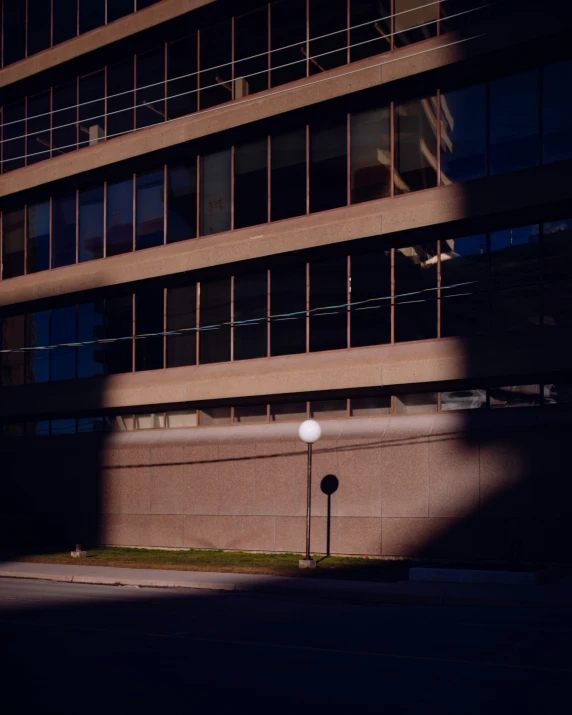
[271,0,306,87]
[311,399,347,418]
[543,219,572,332]
[79,71,105,149]
[136,47,165,129]
[26,311,50,385]
[79,187,104,262]
[51,306,77,381]
[270,263,307,356]
[490,70,539,176]
[441,389,486,411]
[3,209,25,279]
[167,164,197,243]
[167,284,196,368]
[271,129,307,221]
[543,60,572,164]
[489,385,541,409]
[51,418,77,435]
[136,170,164,250]
[106,178,133,256]
[137,0,162,8]
[2,102,26,172]
[27,91,51,166]
[200,150,231,236]
[107,60,135,139]
[3,2,26,65]
[545,384,572,406]
[199,279,231,364]
[394,0,437,47]
[199,406,231,425]
[28,420,51,436]
[53,0,78,45]
[350,0,391,62]
[52,195,77,268]
[395,393,438,414]
[200,21,232,110]
[309,0,347,75]
[395,97,438,194]
[108,0,135,22]
[27,202,50,274]
[440,84,487,185]
[167,34,198,120]
[79,0,105,33]
[350,107,391,204]
[136,413,165,429]
[270,401,307,422]
[394,243,438,342]
[310,257,347,352]
[440,234,488,337]
[234,271,267,361]
[52,82,78,156]
[310,121,347,213]
[3,422,26,436]
[234,139,268,229]
[78,300,105,379]
[27,0,52,56]
[105,295,133,374]
[78,415,110,432]
[350,396,391,417]
[440,0,488,34]
[135,287,164,371]
[1,315,26,387]
[350,249,391,347]
[234,405,267,424]
[166,410,198,428]
[234,7,268,97]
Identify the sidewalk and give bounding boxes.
[2,561,572,609]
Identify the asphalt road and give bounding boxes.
[0,577,570,714]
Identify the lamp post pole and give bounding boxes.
[298,419,322,569]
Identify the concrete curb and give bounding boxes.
[1,568,571,610]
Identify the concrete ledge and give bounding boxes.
[409,567,543,586]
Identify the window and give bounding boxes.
[395,393,438,414]
[271,129,307,221]
[53,0,78,46]
[309,0,347,75]
[106,178,133,256]
[543,219,572,332]
[271,0,307,87]
[440,0,487,34]
[167,35,198,120]
[52,195,77,268]
[310,257,347,352]
[350,107,391,204]
[136,47,166,128]
[394,0,437,47]
[135,287,164,371]
[166,410,198,428]
[311,399,348,419]
[78,188,104,262]
[543,60,572,164]
[440,84,487,185]
[490,70,539,176]
[3,102,26,172]
[3,3,26,66]
[200,150,231,236]
[270,401,307,422]
[107,60,135,139]
[395,97,438,194]
[489,385,541,409]
[79,71,105,149]
[108,0,135,23]
[27,91,51,166]
[394,243,438,342]
[234,271,268,361]
[28,420,51,436]
[199,407,231,425]
[234,405,267,424]
[136,414,165,430]
[26,311,50,385]
[310,121,347,213]
[199,279,231,364]
[78,301,105,379]
[441,389,487,411]
[79,0,105,34]
[234,140,268,229]
[27,0,52,56]
[350,396,391,417]
[2,210,25,279]
[270,263,307,356]
[200,21,232,109]
[136,170,164,250]
[234,7,269,97]
[51,419,77,435]
[350,0,392,62]
[1,315,26,387]
[51,306,77,381]
[105,295,133,374]
[26,202,50,274]
[350,249,391,347]
[52,82,78,156]
[78,416,110,433]
[167,164,197,243]
[167,285,196,367]
[545,384,572,406]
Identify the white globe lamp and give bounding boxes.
[298,419,322,444]
[298,419,321,568]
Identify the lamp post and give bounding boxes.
[298,419,322,569]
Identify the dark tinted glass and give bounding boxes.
[78,301,105,378]
[106,178,133,256]
[440,84,487,185]
[26,311,50,385]
[79,71,105,149]
[167,164,197,243]
[3,3,26,65]
[107,60,135,139]
[350,250,391,347]
[234,139,268,229]
[136,170,164,249]
[394,0,437,46]
[53,0,78,45]
[108,0,135,22]
[79,187,104,262]
[394,243,438,342]
[440,234,488,337]
[52,195,77,267]
[136,47,165,128]
[235,7,268,97]
[167,285,196,367]
[79,0,105,33]
[2,209,25,279]
[234,271,267,360]
[200,150,231,236]
[350,107,391,204]
[26,202,50,274]
[310,257,347,352]
[270,263,307,356]
[199,279,231,364]
[137,0,162,8]
[440,0,489,34]
[51,419,77,435]
[105,295,133,374]
[3,102,26,172]
[52,82,78,155]
[271,129,306,221]
[167,35,198,120]
[542,220,572,332]
[395,97,438,194]
[26,91,51,166]
[271,0,307,87]
[543,60,572,164]
[51,306,77,381]
[350,0,391,62]
[199,21,232,110]
[27,0,52,57]
[310,121,347,213]
[309,0,347,75]
[1,315,26,387]
[490,70,539,176]
[136,287,164,371]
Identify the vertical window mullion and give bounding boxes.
[131,292,136,373]
[230,274,235,362]
[196,281,200,365]
[266,268,271,359]
[231,145,235,230]
[390,247,395,343]
[305,261,310,353]
[74,189,78,263]
[305,124,310,214]
[437,238,441,338]
[390,100,395,197]
[346,254,351,349]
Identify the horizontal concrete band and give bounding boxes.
[0,0,215,89]
[1,331,570,417]
[1,159,570,309]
